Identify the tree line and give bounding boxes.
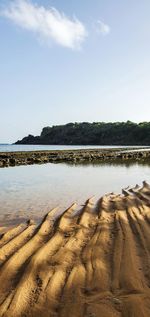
[15,121,150,145]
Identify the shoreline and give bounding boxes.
[0,181,150,316]
[0,148,150,168]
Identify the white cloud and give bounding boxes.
[96,20,110,36]
[1,0,87,49]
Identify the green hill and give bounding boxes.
[15,121,150,145]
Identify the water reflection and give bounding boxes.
[55,158,150,168]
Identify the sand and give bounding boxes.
[0,181,150,316]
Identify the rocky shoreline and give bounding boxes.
[0,148,150,168]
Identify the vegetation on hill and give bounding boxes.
[15,121,150,145]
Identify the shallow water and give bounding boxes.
[0,160,150,225]
[0,144,148,152]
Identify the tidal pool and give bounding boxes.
[0,160,150,225]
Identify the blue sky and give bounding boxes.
[0,0,150,143]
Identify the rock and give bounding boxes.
[9,158,16,166]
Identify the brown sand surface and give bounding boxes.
[0,181,150,316]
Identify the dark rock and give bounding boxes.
[9,158,16,166]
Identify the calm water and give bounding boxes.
[0,160,150,225]
[0,144,148,152]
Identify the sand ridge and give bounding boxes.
[0,182,150,316]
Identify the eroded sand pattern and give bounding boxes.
[0,182,150,316]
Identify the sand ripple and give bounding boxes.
[0,182,150,316]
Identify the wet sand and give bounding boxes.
[0,181,150,316]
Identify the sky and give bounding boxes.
[0,0,150,143]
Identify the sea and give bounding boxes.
[0,144,149,152]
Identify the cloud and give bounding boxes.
[1,0,87,50]
[96,20,110,36]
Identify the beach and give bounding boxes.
[0,181,150,316]
[1,0,150,315]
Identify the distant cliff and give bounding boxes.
[15,121,150,145]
